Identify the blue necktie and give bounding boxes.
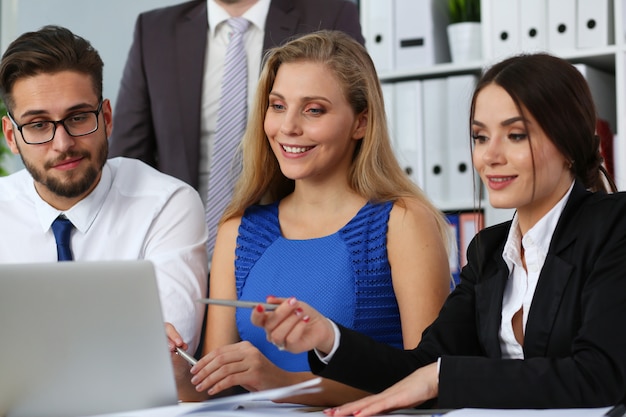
[51,217,74,261]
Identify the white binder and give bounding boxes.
[393,0,450,70]
[446,74,478,207]
[520,0,548,52]
[381,82,396,142]
[393,80,425,188]
[490,0,521,60]
[576,0,614,49]
[360,0,395,73]
[547,0,577,52]
[421,78,448,206]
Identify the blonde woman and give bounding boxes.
[168,30,451,406]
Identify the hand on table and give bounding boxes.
[323,362,439,416]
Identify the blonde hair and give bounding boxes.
[222,30,450,248]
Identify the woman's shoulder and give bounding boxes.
[585,189,626,209]
[221,215,243,231]
[569,190,626,231]
[388,196,440,228]
[463,219,512,261]
[549,185,626,231]
[391,196,432,213]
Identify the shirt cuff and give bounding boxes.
[314,319,341,364]
[437,357,441,381]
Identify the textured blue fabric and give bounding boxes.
[235,200,402,372]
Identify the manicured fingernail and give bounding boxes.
[302,315,310,323]
[288,297,297,306]
[256,304,264,312]
[295,307,304,316]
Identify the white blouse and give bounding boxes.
[499,181,575,358]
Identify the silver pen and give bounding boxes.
[197,298,279,311]
[175,347,198,366]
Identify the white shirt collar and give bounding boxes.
[502,181,575,272]
[207,0,270,37]
[35,163,113,234]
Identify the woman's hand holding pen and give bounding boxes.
[167,297,337,398]
[250,296,336,356]
[189,340,292,395]
[166,320,292,397]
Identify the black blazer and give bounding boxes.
[108,0,364,189]
[310,182,626,408]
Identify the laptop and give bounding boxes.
[0,260,178,417]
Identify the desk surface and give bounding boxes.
[95,402,613,417]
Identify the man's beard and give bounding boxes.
[20,138,108,199]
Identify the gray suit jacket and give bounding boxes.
[108,0,364,189]
[310,181,626,409]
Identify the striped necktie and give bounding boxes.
[205,17,250,260]
[51,216,74,261]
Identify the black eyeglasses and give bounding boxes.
[7,101,103,145]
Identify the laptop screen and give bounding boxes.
[0,260,178,417]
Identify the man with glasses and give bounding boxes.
[0,26,208,358]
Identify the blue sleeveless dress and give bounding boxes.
[234,200,402,372]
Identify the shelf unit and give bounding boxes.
[365,0,625,227]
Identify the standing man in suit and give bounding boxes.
[108,0,364,263]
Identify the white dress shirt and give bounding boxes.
[499,181,574,358]
[198,0,271,204]
[0,157,208,352]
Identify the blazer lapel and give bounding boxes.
[523,182,587,356]
[523,254,574,356]
[475,251,509,358]
[474,223,576,359]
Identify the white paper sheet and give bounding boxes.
[446,407,613,417]
[182,377,322,414]
[92,378,322,417]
